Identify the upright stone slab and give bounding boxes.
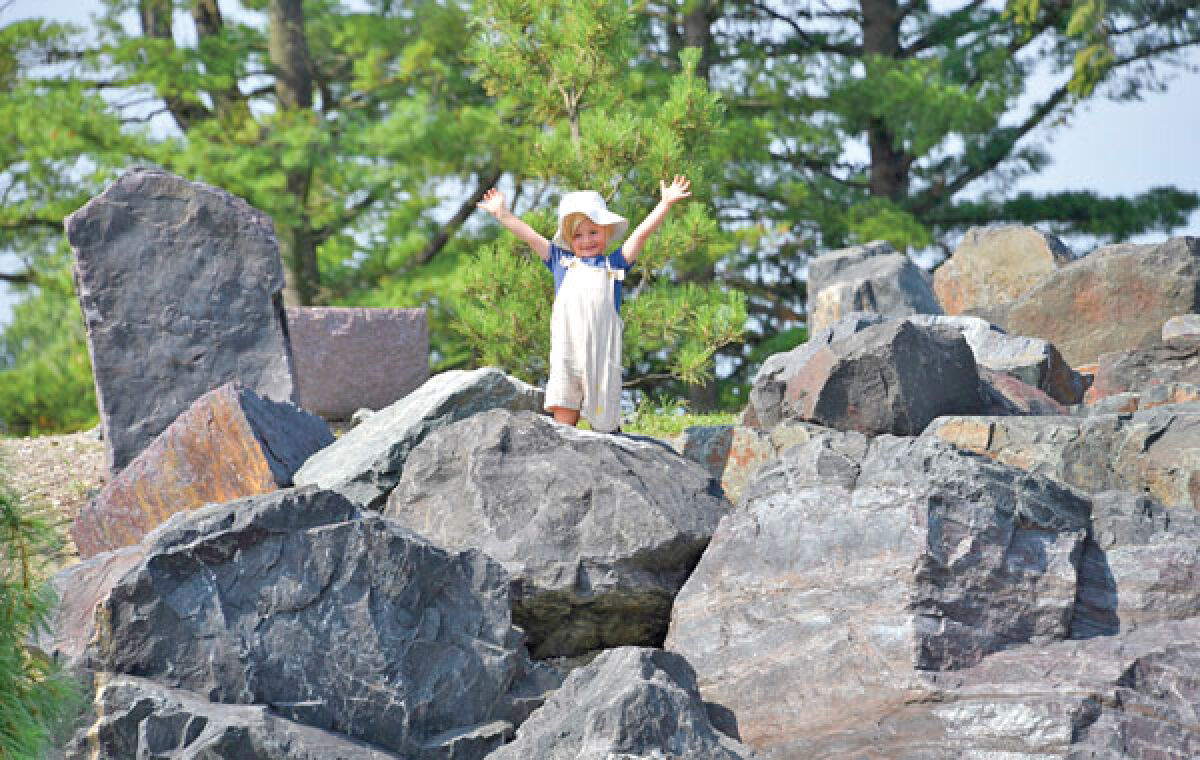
[287,307,430,420]
[933,225,1071,317]
[1006,236,1200,366]
[65,168,295,473]
[71,382,333,558]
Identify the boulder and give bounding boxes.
[1083,383,1200,414]
[487,647,757,760]
[1072,491,1200,639]
[1163,314,1200,342]
[286,307,430,420]
[1006,236,1200,366]
[66,676,403,759]
[293,368,543,510]
[907,314,1086,404]
[806,241,942,333]
[71,383,333,557]
[1085,335,1200,404]
[83,487,541,758]
[664,433,1091,758]
[749,319,989,436]
[925,405,1200,510]
[978,367,1068,416]
[65,168,296,473]
[933,225,1071,317]
[385,409,729,659]
[803,618,1200,758]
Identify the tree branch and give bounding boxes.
[406,168,504,271]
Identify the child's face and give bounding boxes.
[571,217,610,258]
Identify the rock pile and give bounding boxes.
[45,172,1200,759]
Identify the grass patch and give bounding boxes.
[621,396,737,438]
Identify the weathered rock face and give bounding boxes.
[926,405,1200,510]
[1072,491,1200,639]
[1006,236,1200,366]
[65,168,296,473]
[907,314,1086,404]
[71,383,333,557]
[385,409,729,659]
[286,307,430,420]
[806,241,942,332]
[750,319,988,436]
[488,647,756,760]
[1085,335,1200,403]
[933,225,1071,317]
[804,618,1200,758]
[665,433,1091,758]
[84,487,538,758]
[293,367,543,510]
[66,676,404,760]
[978,367,1068,416]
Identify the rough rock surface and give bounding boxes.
[750,319,988,435]
[1006,236,1200,366]
[926,405,1200,510]
[806,242,942,332]
[907,314,1086,404]
[487,647,756,760]
[1072,491,1200,639]
[1085,335,1200,403]
[978,367,1068,416]
[71,383,332,557]
[1163,313,1200,341]
[933,225,1071,316]
[83,487,540,758]
[66,676,403,759]
[665,432,1092,758]
[65,168,296,473]
[287,307,430,420]
[293,368,543,510]
[385,409,729,659]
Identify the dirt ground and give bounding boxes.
[0,430,108,571]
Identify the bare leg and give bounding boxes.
[549,406,580,426]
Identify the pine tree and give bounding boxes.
[458,0,747,400]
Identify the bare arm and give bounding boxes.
[476,188,550,261]
[622,175,691,266]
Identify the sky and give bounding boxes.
[1,0,1199,326]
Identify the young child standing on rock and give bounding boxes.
[476,176,692,433]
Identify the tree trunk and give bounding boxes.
[860,0,910,201]
[267,0,318,305]
[682,1,716,82]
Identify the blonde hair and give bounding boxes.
[562,212,612,252]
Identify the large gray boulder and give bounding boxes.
[385,409,729,659]
[665,432,1092,758]
[926,405,1200,510]
[293,368,544,510]
[81,487,542,759]
[66,676,403,759]
[748,319,989,435]
[487,647,757,760]
[1006,236,1200,366]
[806,241,942,333]
[65,168,296,473]
[1085,334,1200,403]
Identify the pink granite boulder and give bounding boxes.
[286,307,430,420]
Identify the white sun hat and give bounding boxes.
[552,190,629,248]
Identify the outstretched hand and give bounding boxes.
[476,187,507,216]
[660,175,691,206]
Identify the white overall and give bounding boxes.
[548,257,624,432]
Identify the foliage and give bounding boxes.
[0,464,81,757]
[458,0,747,395]
[621,394,735,438]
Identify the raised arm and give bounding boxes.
[476,188,550,261]
[622,175,692,266]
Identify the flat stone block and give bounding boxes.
[71,382,333,558]
[286,307,429,420]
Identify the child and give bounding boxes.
[476,176,692,432]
